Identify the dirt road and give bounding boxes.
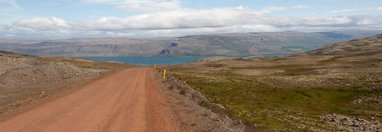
[0,68,179,132]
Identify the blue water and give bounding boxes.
[83,56,202,65]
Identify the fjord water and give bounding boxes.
[83,56,202,65]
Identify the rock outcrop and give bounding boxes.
[158,42,178,57]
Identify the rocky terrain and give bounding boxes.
[0,31,379,57]
[321,114,381,131]
[169,34,382,131]
[158,73,248,132]
[0,50,129,116]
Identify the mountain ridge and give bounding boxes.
[0,31,380,57]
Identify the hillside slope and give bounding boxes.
[0,51,128,116]
[0,31,379,57]
[169,34,382,131]
[309,34,382,57]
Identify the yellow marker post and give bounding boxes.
[163,69,167,79]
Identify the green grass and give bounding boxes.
[171,64,382,131]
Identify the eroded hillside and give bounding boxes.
[0,51,129,116]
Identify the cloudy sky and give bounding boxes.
[1,0,382,38]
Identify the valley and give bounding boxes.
[2,0,382,131]
[0,33,381,131]
[1,31,379,57]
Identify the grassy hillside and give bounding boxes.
[169,34,382,131]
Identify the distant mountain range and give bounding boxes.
[0,31,380,57]
[308,34,382,57]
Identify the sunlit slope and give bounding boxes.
[169,34,382,131]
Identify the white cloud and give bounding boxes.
[1,6,382,38]
[93,25,281,38]
[377,7,382,11]
[303,16,353,26]
[352,15,382,25]
[13,17,69,31]
[328,9,357,14]
[75,8,264,31]
[84,0,181,12]
[73,6,294,32]
[118,0,181,12]
[293,4,309,9]
[75,8,378,32]
[1,17,71,38]
[256,6,286,14]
